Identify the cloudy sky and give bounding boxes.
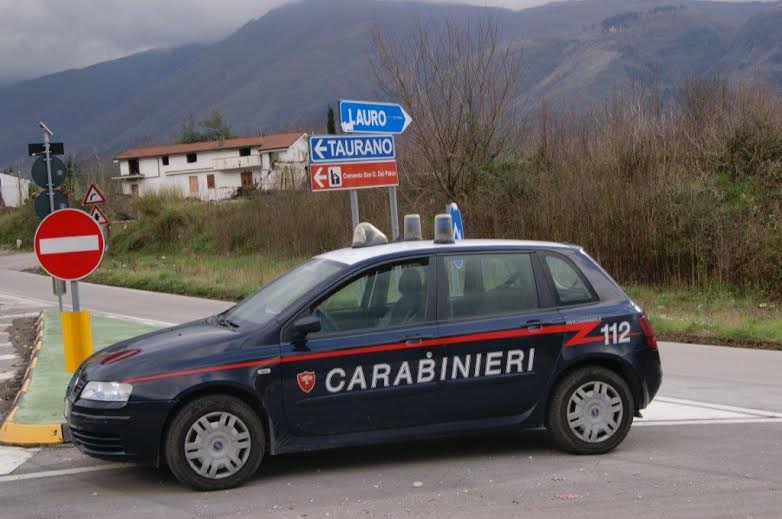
[0,0,765,83]
[0,0,556,82]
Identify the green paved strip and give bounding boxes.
[14,310,162,425]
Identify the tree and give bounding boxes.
[179,108,232,143]
[179,114,202,144]
[200,107,231,142]
[326,105,337,134]
[371,18,521,198]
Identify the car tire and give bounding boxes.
[547,366,634,454]
[165,394,265,491]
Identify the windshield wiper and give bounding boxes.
[215,314,240,329]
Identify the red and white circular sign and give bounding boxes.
[34,208,105,281]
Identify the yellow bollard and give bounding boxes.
[61,311,94,373]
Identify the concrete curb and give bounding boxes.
[0,312,64,446]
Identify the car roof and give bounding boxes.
[316,239,577,266]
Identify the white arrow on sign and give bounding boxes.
[313,139,327,160]
[401,107,413,133]
[313,167,326,188]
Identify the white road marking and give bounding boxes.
[635,417,782,427]
[0,354,17,361]
[0,372,14,381]
[0,312,41,320]
[0,447,39,476]
[636,396,782,426]
[0,463,135,483]
[0,292,174,327]
[38,235,100,255]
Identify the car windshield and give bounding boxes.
[224,258,345,327]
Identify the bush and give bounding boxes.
[0,203,38,250]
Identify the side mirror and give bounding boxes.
[292,315,321,339]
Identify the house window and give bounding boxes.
[189,175,199,194]
[129,159,139,174]
[207,174,215,189]
[186,152,197,163]
[161,155,169,166]
[239,147,251,157]
[240,171,253,186]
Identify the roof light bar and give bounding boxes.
[403,214,423,241]
[352,222,388,248]
[433,214,454,244]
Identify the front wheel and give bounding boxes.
[165,395,265,491]
[547,366,634,454]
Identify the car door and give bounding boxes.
[280,256,444,436]
[436,251,565,421]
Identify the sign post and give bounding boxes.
[335,100,413,240]
[32,121,68,312]
[310,100,412,239]
[34,208,105,372]
[309,134,400,233]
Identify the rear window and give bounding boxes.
[543,254,596,305]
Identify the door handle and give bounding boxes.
[524,319,550,330]
[404,334,432,346]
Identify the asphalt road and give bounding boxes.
[0,252,780,518]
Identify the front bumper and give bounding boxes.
[65,397,173,465]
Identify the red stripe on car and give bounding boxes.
[124,320,607,384]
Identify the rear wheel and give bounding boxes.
[165,395,265,490]
[547,366,634,454]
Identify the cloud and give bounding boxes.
[0,0,289,82]
[0,0,760,82]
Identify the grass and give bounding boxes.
[627,284,782,349]
[88,252,303,301]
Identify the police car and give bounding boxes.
[65,217,662,491]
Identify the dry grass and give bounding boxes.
[89,252,301,300]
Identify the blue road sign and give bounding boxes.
[339,100,412,134]
[448,202,465,240]
[309,135,396,164]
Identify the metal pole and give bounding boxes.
[44,132,54,215]
[43,127,64,312]
[70,281,80,312]
[349,189,359,230]
[389,186,399,241]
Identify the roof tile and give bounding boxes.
[115,132,305,160]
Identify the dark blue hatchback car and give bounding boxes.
[65,237,662,490]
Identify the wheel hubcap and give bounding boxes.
[566,381,623,443]
[184,411,251,479]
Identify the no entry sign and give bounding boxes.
[309,161,398,192]
[34,209,105,280]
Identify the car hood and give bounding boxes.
[80,318,250,382]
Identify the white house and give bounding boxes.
[0,172,31,208]
[113,132,309,200]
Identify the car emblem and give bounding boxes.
[297,371,316,393]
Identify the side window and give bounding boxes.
[544,254,595,305]
[311,259,429,334]
[440,253,539,320]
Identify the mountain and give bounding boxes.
[717,6,782,87]
[1,0,780,166]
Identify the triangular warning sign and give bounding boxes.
[89,205,110,225]
[82,183,107,205]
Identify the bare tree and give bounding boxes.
[371,17,521,199]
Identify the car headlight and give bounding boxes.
[80,381,133,402]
